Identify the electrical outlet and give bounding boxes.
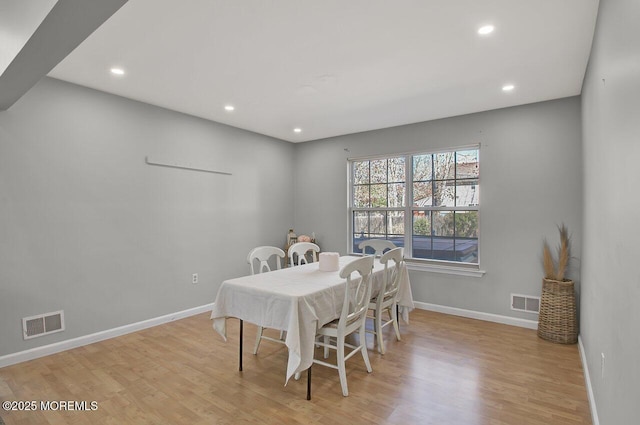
[601,353,605,379]
[192,273,198,284]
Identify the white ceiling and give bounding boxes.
[47,0,599,143]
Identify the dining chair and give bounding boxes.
[247,246,287,354]
[358,239,396,257]
[288,242,320,266]
[247,246,285,275]
[312,255,374,396]
[367,247,404,354]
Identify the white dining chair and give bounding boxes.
[288,242,320,266]
[367,247,404,354]
[247,246,287,354]
[247,246,285,275]
[358,239,396,257]
[312,255,374,396]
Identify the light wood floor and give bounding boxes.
[0,309,592,425]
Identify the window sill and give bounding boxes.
[406,261,486,277]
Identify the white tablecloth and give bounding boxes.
[210,255,414,383]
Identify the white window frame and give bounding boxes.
[348,144,483,275]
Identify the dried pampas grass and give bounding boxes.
[556,225,570,280]
[543,241,555,279]
[543,224,571,281]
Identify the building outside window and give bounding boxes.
[350,146,479,265]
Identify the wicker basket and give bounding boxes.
[537,278,577,344]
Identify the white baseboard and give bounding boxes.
[578,335,600,425]
[414,301,539,329]
[0,303,214,369]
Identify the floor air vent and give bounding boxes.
[510,294,540,313]
[22,310,65,340]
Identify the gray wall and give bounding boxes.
[581,0,640,423]
[0,77,294,356]
[293,97,583,320]
[0,74,587,388]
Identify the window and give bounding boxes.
[350,147,479,265]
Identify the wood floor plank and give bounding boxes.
[0,310,592,424]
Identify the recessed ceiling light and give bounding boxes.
[478,25,495,35]
[502,84,515,92]
[110,67,125,75]
[224,105,235,111]
[293,128,302,133]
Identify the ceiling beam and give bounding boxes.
[0,0,128,110]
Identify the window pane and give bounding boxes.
[455,240,478,263]
[455,211,478,238]
[353,211,368,234]
[370,159,387,183]
[413,154,432,181]
[454,211,478,263]
[353,185,369,208]
[370,184,388,207]
[455,180,479,206]
[413,182,432,206]
[412,236,432,259]
[434,152,455,180]
[433,181,455,207]
[370,211,385,234]
[412,212,430,236]
[412,211,432,259]
[388,183,405,207]
[456,150,479,179]
[388,211,405,235]
[432,211,455,261]
[433,211,454,237]
[353,161,369,184]
[388,157,405,182]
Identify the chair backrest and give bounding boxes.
[338,255,374,330]
[288,242,320,266]
[358,239,396,257]
[247,246,285,275]
[379,247,404,301]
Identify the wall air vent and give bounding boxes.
[22,310,65,340]
[510,294,540,313]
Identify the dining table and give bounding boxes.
[210,255,414,397]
